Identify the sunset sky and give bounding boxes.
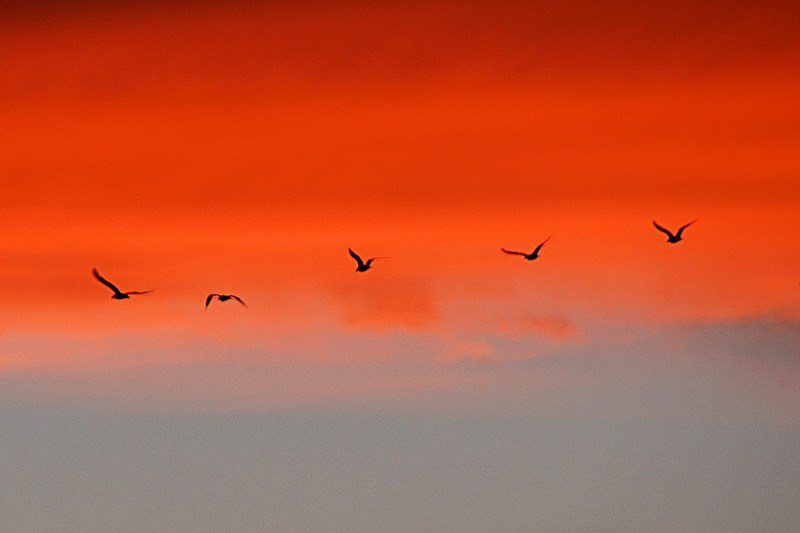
[1,1,799,531]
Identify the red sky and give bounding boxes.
[0,0,798,404]
[2,0,798,211]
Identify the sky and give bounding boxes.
[1,1,799,531]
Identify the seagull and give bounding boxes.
[501,237,551,261]
[92,268,152,299]
[205,294,247,308]
[348,248,388,272]
[652,220,696,243]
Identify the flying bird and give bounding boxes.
[92,268,152,299]
[348,248,388,272]
[205,294,247,308]
[652,220,696,243]
[501,237,551,260]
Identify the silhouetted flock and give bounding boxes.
[94,220,698,306]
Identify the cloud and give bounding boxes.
[334,278,442,331]
[499,314,584,341]
[2,313,798,422]
[463,311,586,344]
[441,339,496,365]
[434,313,583,367]
[674,316,800,367]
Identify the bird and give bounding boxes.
[652,220,696,243]
[501,237,551,260]
[348,248,388,272]
[92,268,152,299]
[205,294,247,308]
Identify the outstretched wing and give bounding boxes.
[501,248,526,256]
[533,236,551,255]
[675,220,696,238]
[348,248,365,268]
[231,295,247,307]
[206,294,218,307]
[652,221,674,238]
[126,290,153,295]
[93,268,123,295]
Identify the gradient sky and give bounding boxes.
[1,1,799,531]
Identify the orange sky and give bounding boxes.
[1,0,798,405]
[2,1,798,212]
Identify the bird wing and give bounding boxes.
[348,248,365,268]
[652,221,674,238]
[93,268,123,295]
[501,248,526,256]
[126,290,153,295]
[231,295,247,307]
[206,294,218,307]
[533,237,551,255]
[675,220,696,237]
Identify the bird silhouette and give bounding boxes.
[205,294,247,308]
[653,220,696,243]
[92,268,152,299]
[349,248,388,272]
[502,237,551,260]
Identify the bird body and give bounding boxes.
[205,294,247,308]
[502,237,550,260]
[93,269,152,299]
[349,248,388,272]
[653,220,696,243]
